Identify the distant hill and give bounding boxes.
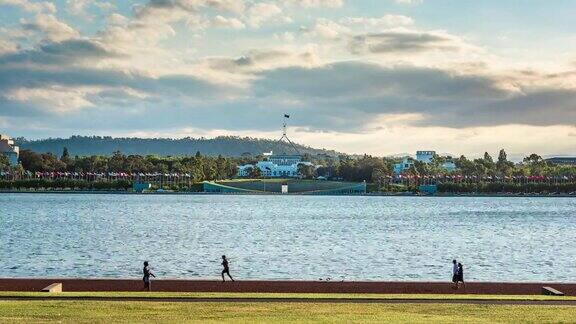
[15,136,340,157]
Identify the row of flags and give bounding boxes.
[0,171,574,181]
[393,175,575,180]
[0,171,195,178]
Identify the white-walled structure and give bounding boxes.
[237,153,314,178]
[393,157,415,174]
[416,151,435,163]
[0,134,19,166]
[393,150,457,174]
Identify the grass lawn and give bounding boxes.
[0,291,574,301]
[0,300,575,323]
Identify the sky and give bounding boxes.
[0,0,575,159]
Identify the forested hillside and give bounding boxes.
[15,136,339,157]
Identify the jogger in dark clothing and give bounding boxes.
[221,255,234,282]
[457,263,465,288]
[451,259,458,289]
[143,261,156,291]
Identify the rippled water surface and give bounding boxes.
[1,193,575,281]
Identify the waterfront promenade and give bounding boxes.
[1,279,575,296]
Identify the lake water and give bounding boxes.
[1,193,575,282]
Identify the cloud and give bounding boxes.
[348,29,464,55]
[246,2,283,28]
[339,15,414,28]
[305,18,350,40]
[287,0,344,8]
[66,0,115,17]
[0,0,575,159]
[0,39,118,65]
[134,0,245,22]
[204,49,318,74]
[252,61,575,130]
[0,0,56,13]
[5,86,98,112]
[0,39,17,54]
[212,15,245,29]
[20,14,79,42]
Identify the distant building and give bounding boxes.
[393,157,415,174]
[441,161,457,172]
[0,134,19,166]
[416,151,436,163]
[393,150,457,174]
[237,153,315,178]
[545,157,576,165]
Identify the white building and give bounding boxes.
[237,153,314,178]
[393,150,457,174]
[0,134,19,166]
[393,157,415,174]
[416,151,436,163]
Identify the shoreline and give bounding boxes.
[0,190,575,198]
[1,279,574,296]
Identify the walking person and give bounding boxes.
[221,255,234,282]
[457,262,465,289]
[143,261,156,291]
[451,259,459,289]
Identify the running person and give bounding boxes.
[143,261,156,291]
[221,255,234,282]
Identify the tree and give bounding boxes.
[456,155,476,176]
[523,153,546,175]
[61,147,70,161]
[371,167,390,190]
[523,153,543,165]
[483,152,494,164]
[496,149,514,175]
[0,154,10,171]
[297,163,316,179]
[247,166,261,179]
[60,147,73,170]
[108,151,126,172]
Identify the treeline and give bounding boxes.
[16,149,240,182]
[15,135,339,157]
[0,179,133,191]
[0,179,205,192]
[3,147,575,186]
[10,147,394,183]
[398,150,576,178]
[438,182,576,194]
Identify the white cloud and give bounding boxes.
[246,2,283,28]
[20,14,79,42]
[0,0,56,13]
[66,0,113,16]
[66,0,89,15]
[287,0,344,8]
[340,15,414,28]
[0,39,17,54]
[212,15,245,29]
[5,86,98,113]
[305,18,350,40]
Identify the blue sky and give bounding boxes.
[0,0,575,158]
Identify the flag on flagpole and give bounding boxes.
[284,114,290,118]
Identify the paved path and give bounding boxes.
[1,296,575,306]
[2,279,576,295]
